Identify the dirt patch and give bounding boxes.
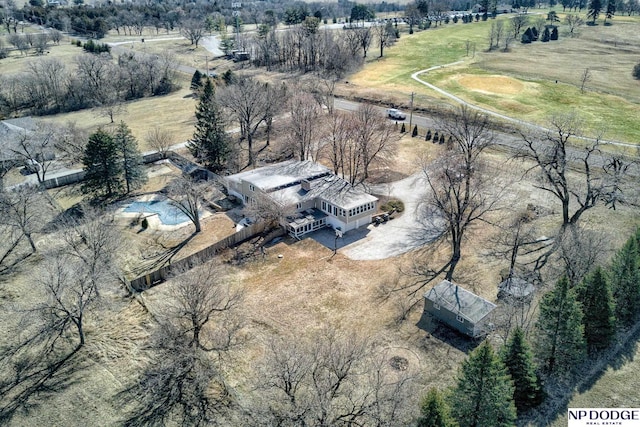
[456,74,525,95]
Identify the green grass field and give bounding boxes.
[351,14,640,143]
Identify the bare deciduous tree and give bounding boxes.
[181,18,206,47]
[59,205,123,290]
[285,91,324,161]
[7,121,59,183]
[518,114,627,228]
[407,106,506,296]
[251,328,416,426]
[565,14,585,37]
[352,103,398,184]
[120,262,243,427]
[372,21,397,57]
[243,190,297,230]
[510,13,529,39]
[166,175,207,233]
[579,67,591,94]
[218,76,286,167]
[0,184,52,274]
[145,126,175,159]
[54,121,89,166]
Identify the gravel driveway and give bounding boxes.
[311,172,443,260]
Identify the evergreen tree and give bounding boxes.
[450,341,517,427]
[401,123,406,133]
[412,125,418,137]
[501,327,543,412]
[604,0,615,22]
[577,267,616,353]
[610,236,640,326]
[587,0,603,23]
[439,134,445,144]
[535,277,586,375]
[82,128,122,198]
[114,121,147,194]
[426,129,432,141]
[187,79,230,172]
[190,70,203,91]
[541,27,550,42]
[418,388,457,427]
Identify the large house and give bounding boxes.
[424,280,497,338]
[224,160,378,239]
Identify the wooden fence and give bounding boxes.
[128,221,269,292]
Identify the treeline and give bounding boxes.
[0,49,177,117]
[0,0,401,39]
[249,18,368,75]
[417,229,640,426]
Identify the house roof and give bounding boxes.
[226,160,330,192]
[227,160,378,210]
[424,280,496,324]
[271,173,377,210]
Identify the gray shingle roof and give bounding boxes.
[425,280,496,323]
[226,160,330,192]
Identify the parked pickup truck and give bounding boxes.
[386,108,406,120]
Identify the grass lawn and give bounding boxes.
[350,14,640,143]
[39,79,197,151]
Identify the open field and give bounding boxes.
[0,40,83,74]
[348,14,640,143]
[37,81,197,151]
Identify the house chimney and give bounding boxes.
[301,179,311,191]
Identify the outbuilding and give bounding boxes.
[424,280,496,338]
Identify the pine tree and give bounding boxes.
[187,79,230,172]
[501,327,543,412]
[418,388,457,427]
[588,0,603,23]
[412,125,418,137]
[604,0,615,22]
[450,341,516,427]
[401,123,406,133]
[190,70,203,91]
[426,129,432,141]
[114,121,147,194]
[82,128,122,198]
[577,267,616,353]
[610,236,640,326]
[535,276,586,375]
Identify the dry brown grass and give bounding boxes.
[39,83,196,151]
[2,144,639,425]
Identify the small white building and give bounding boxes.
[224,160,378,238]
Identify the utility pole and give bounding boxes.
[409,92,415,131]
[232,2,241,48]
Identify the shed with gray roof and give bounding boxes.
[424,280,497,338]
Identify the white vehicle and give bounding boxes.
[386,108,406,120]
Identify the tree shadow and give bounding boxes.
[128,232,197,277]
[416,310,482,354]
[0,345,87,424]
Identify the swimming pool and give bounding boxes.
[124,200,192,226]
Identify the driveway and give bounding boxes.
[311,172,443,261]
